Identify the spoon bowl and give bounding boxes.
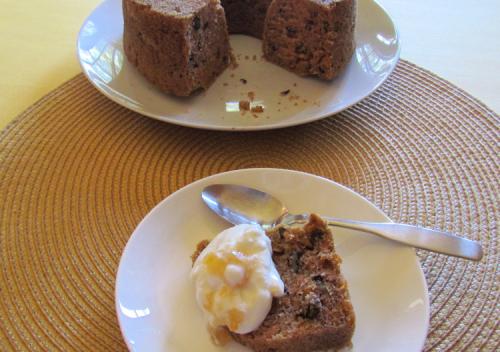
[202,184,287,229]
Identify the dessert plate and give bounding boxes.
[78,0,399,131]
[116,168,429,351]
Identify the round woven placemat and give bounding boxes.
[0,60,498,351]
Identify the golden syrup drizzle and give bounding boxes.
[227,308,244,332]
[203,252,226,277]
[208,325,233,346]
[203,291,214,312]
[218,285,232,299]
[201,241,264,332]
[234,238,263,256]
[203,250,250,287]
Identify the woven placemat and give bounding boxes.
[0,60,498,351]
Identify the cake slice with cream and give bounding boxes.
[191,214,355,351]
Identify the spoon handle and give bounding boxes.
[322,217,483,261]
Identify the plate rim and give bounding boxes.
[115,167,429,351]
[77,0,401,132]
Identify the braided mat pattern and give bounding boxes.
[0,60,498,351]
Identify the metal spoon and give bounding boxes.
[201,184,483,261]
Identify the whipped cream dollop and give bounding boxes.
[191,224,285,334]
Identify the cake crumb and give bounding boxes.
[223,83,228,87]
[240,78,247,84]
[280,89,290,96]
[293,83,297,87]
[229,52,238,69]
[248,91,255,101]
[251,105,264,113]
[245,55,249,60]
[252,55,257,61]
[239,100,250,111]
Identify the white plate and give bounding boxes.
[116,168,429,351]
[77,0,399,131]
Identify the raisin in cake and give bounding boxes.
[123,0,356,96]
[192,214,355,352]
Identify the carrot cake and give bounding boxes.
[123,0,356,96]
[191,214,355,351]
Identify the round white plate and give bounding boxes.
[116,168,429,351]
[77,0,399,131]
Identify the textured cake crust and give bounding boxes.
[263,0,356,80]
[192,215,355,352]
[123,0,231,96]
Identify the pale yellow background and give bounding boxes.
[0,0,499,130]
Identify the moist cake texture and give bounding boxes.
[123,0,356,96]
[192,214,355,352]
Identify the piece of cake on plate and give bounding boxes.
[191,214,355,351]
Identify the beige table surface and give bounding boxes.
[0,0,499,131]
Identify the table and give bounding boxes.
[0,1,498,351]
[0,0,499,131]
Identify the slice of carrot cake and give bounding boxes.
[191,214,355,351]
